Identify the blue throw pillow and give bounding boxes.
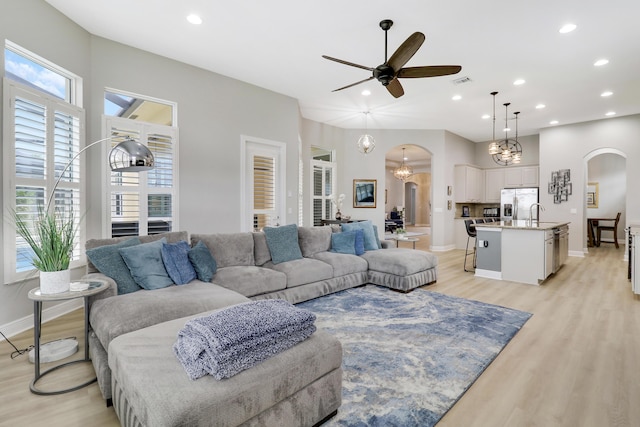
[372,224,382,249]
[263,224,303,264]
[119,238,174,290]
[162,241,197,285]
[86,237,142,294]
[331,231,357,255]
[188,240,218,282]
[354,229,365,255]
[341,220,378,251]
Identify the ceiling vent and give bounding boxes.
[452,76,472,85]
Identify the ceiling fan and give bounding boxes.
[322,19,462,98]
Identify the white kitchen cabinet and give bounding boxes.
[484,169,505,202]
[504,166,539,187]
[454,165,484,203]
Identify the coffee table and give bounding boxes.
[391,237,419,249]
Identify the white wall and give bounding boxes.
[540,114,640,254]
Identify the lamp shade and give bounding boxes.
[109,138,154,172]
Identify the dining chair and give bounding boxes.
[596,212,622,248]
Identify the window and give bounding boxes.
[104,116,178,238]
[310,147,336,226]
[241,137,286,232]
[3,43,84,283]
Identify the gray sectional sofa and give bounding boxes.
[84,225,438,426]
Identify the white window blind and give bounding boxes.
[253,154,276,230]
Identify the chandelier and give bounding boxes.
[393,147,413,181]
[487,92,522,166]
[357,111,375,154]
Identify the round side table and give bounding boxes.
[27,279,109,395]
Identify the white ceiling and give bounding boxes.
[46,0,640,142]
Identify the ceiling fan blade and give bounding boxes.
[397,65,462,78]
[387,32,425,74]
[322,55,374,71]
[386,78,404,98]
[332,76,375,92]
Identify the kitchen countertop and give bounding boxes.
[474,220,570,231]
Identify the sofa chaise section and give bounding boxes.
[109,311,343,427]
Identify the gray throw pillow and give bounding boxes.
[263,224,303,264]
[85,237,142,294]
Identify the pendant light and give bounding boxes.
[393,147,413,181]
[487,94,523,166]
[357,111,376,154]
[488,91,500,155]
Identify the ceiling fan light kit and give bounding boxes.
[323,19,461,98]
[487,92,523,166]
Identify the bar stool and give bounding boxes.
[464,219,477,272]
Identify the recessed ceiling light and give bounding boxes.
[559,23,577,34]
[482,114,491,119]
[503,127,511,132]
[601,91,613,97]
[452,95,462,101]
[513,79,526,86]
[594,59,609,67]
[186,14,202,25]
[550,120,559,125]
[535,104,546,109]
[361,89,371,96]
[605,111,616,116]
[403,157,408,161]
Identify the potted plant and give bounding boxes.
[12,206,77,294]
[396,228,407,239]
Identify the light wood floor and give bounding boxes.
[1,237,637,427]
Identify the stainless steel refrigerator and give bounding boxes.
[501,187,539,221]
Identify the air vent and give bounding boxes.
[452,76,472,85]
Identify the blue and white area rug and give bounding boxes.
[297,285,532,427]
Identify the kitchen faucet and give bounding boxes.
[528,203,545,226]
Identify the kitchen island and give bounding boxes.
[473,220,570,285]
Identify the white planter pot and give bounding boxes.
[39,269,71,294]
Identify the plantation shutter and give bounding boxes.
[4,80,84,281]
[310,160,335,226]
[105,117,177,237]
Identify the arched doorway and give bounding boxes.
[385,144,432,235]
[584,148,627,255]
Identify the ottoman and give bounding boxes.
[109,310,343,427]
[361,248,438,292]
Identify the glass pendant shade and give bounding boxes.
[488,141,500,155]
[357,134,376,154]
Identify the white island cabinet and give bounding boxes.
[475,220,570,286]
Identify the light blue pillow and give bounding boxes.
[354,229,365,255]
[372,224,382,249]
[331,231,357,255]
[188,240,217,282]
[119,238,174,290]
[341,221,378,251]
[263,224,303,264]
[162,241,197,285]
[86,237,142,294]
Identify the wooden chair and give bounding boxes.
[596,212,621,248]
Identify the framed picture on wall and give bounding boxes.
[587,182,599,208]
[353,179,377,208]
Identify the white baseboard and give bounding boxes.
[0,299,83,341]
[475,269,502,280]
